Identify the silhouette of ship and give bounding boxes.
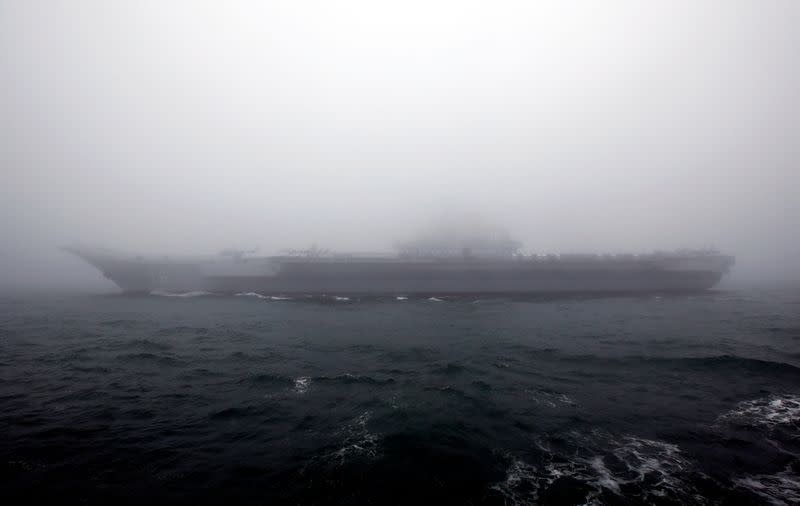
[65,227,734,295]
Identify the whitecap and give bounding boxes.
[491,456,539,505]
[717,394,800,429]
[293,377,310,394]
[734,466,800,505]
[234,292,267,299]
[150,290,213,297]
[493,433,703,505]
[589,455,621,494]
[428,297,444,302]
[270,296,292,301]
[527,389,576,408]
[333,296,350,301]
[331,411,378,463]
[609,436,695,496]
[395,296,408,301]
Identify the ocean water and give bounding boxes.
[1,287,799,505]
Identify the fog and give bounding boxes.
[1,1,798,291]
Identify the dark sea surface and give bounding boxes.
[2,286,799,505]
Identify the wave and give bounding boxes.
[241,373,294,387]
[115,352,183,366]
[492,457,539,505]
[101,319,140,328]
[233,292,293,301]
[235,292,268,299]
[734,465,800,505]
[493,433,704,505]
[471,380,492,391]
[293,377,310,394]
[526,389,576,408]
[6,459,47,473]
[70,365,112,374]
[433,362,469,375]
[156,326,209,336]
[717,394,800,430]
[332,411,378,462]
[674,355,800,373]
[120,338,172,351]
[316,411,379,467]
[178,367,224,379]
[299,411,379,473]
[150,290,214,298]
[210,406,257,420]
[765,326,800,336]
[428,297,444,302]
[315,374,395,386]
[421,385,479,404]
[552,354,800,375]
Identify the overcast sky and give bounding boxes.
[1,1,798,290]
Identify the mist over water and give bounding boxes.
[1,1,799,292]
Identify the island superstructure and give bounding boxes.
[64,229,734,295]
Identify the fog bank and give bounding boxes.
[1,1,798,291]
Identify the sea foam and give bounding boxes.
[735,466,800,505]
[235,292,268,299]
[493,433,703,505]
[150,290,213,297]
[718,394,800,429]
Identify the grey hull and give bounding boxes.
[65,247,733,295]
[205,271,723,295]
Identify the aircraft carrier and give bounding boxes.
[64,231,734,295]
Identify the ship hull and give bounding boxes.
[206,270,723,295]
[65,248,731,295]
